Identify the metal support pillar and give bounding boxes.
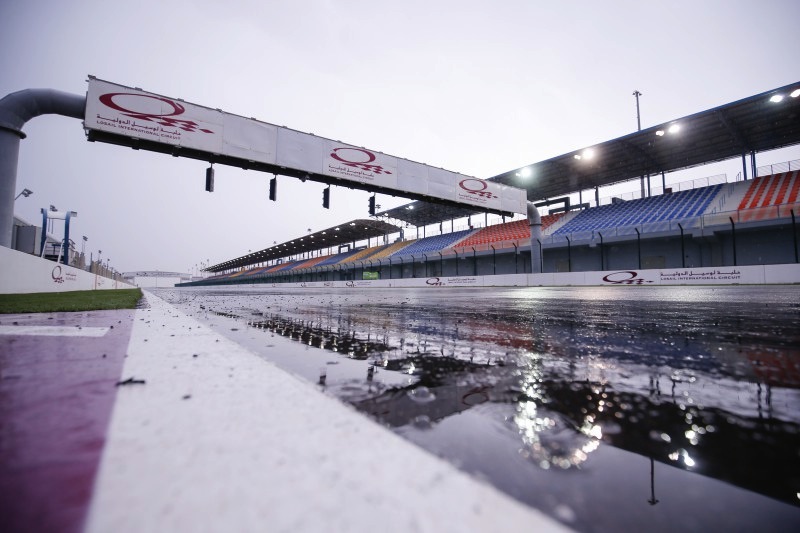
[63,210,75,265]
[565,236,572,273]
[472,247,477,276]
[0,128,21,248]
[0,89,85,248]
[635,227,642,269]
[527,201,542,274]
[598,232,604,271]
[39,208,48,257]
[537,239,543,273]
[792,210,798,263]
[742,153,749,180]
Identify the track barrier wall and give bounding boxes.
[214,264,799,289]
[0,246,135,293]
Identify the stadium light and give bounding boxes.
[516,167,532,179]
[633,90,642,131]
[14,188,33,200]
[791,89,800,98]
[769,94,784,103]
[656,123,681,137]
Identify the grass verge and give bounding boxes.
[0,288,143,314]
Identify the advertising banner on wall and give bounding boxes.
[85,78,527,214]
[593,268,750,285]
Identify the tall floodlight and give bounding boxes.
[633,90,642,131]
[633,90,646,198]
[14,188,33,200]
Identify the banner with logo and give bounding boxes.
[324,141,398,190]
[85,78,527,214]
[586,266,764,285]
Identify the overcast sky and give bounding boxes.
[1,0,798,274]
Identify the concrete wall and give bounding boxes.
[206,264,799,290]
[541,223,798,272]
[0,246,135,294]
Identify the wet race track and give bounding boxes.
[154,285,800,532]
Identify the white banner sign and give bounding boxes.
[85,78,527,214]
[324,142,398,189]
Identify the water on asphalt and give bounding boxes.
[154,285,800,532]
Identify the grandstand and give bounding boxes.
[187,83,800,286]
[190,165,798,285]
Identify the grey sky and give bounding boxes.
[1,0,798,274]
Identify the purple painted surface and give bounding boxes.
[0,310,135,533]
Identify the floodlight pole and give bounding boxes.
[633,90,646,199]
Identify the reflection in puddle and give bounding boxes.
[161,287,800,531]
[246,315,392,359]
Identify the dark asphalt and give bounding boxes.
[155,285,800,532]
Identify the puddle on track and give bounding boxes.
[154,285,800,532]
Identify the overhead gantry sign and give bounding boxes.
[0,79,540,273]
[84,77,528,216]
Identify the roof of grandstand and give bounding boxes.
[209,219,399,272]
[377,202,479,228]
[383,80,800,226]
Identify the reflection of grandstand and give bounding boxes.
[227,292,800,507]
[191,83,800,285]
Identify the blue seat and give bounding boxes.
[553,184,723,235]
[389,229,474,257]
